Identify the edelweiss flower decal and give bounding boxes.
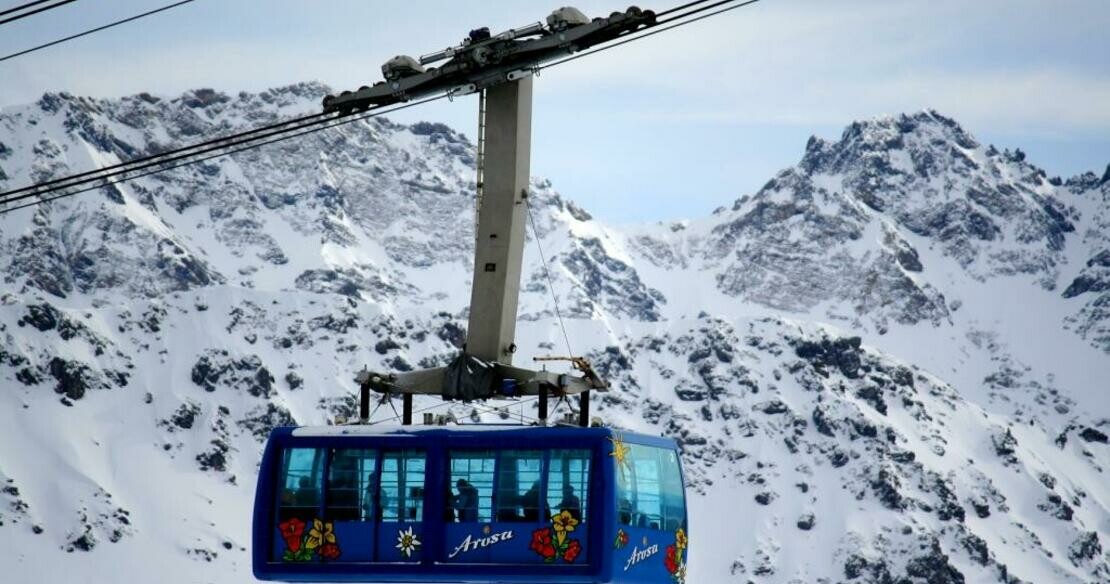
[395,526,421,558]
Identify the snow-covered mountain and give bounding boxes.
[0,83,1107,583]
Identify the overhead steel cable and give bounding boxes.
[539,0,761,72]
[0,0,762,214]
[654,0,713,18]
[0,94,452,214]
[0,0,76,26]
[0,0,55,18]
[0,113,340,209]
[0,0,195,63]
[0,110,332,204]
[656,0,759,24]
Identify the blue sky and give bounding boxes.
[2,0,1108,224]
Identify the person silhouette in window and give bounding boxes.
[362,474,385,521]
[521,480,543,522]
[443,481,457,522]
[558,484,582,521]
[295,476,317,507]
[454,479,479,522]
[618,496,633,525]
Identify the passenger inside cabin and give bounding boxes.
[520,481,543,522]
[557,484,581,521]
[295,476,316,506]
[618,497,633,525]
[443,482,456,521]
[362,474,384,521]
[454,479,479,522]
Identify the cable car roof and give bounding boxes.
[273,425,677,448]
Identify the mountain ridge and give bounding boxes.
[0,84,1107,583]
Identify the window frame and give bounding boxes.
[616,442,686,532]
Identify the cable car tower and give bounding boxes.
[335,6,660,428]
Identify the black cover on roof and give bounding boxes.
[443,353,496,400]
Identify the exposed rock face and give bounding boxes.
[0,89,1106,584]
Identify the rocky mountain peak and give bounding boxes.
[800,109,979,177]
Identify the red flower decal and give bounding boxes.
[319,542,341,560]
[664,544,678,574]
[563,539,582,563]
[279,518,306,553]
[530,527,557,560]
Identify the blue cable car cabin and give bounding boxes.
[252,425,688,583]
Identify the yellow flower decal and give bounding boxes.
[675,527,687,551]
[608,434,631,480]
[551,509,579,544]
[305,518,336,550]
[552,510,579,534]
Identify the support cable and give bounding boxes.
[0,95,450,214]
[0,0,195,63]
[0,110,331,203]
[0,112,341,208]
[0,0,76,26]
[0,1,56,18]
[524,196,574,358]
[1,109,328,202]
[0,0,761,214]
[655,0,712,18]
[539,0,761,72]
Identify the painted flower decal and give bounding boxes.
[306,518,336,550]
[278,517,341,562]
[529,527,557,561]
[613,528,629,550]
[279,518,306,554]
[563,539,582,563]
[552,509,579,535]
[675,528,687,551]
[395,526,421,558]
[664,528,687,583]
[664,544,679,574]
[608,434,631,481]
[530,511,583,564]
[319,543,341,560]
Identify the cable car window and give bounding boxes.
[381,450,425,521]
[447,451,495,522]
[659,449,685,531]
[617,444,683,531]
[631,451,662,529]
[279,448,324,522]
[494,450,543,522]
[547,449,589,523]
[325,449,378,522]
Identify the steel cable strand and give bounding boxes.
[0,0,76,26]
[0,0,196,62]
[0,95,450,214]
[0,110,331,202]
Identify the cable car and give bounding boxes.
[252,425,688,583]
[258,5,689,582]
